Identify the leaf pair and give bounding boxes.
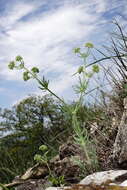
[38,77,49,91]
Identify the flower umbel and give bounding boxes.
[73,47,80,54]
[8,61,15,70]
[92,65,99,73]
[85,42,94,48]
[15,55,23,62]
[31,67,39,73]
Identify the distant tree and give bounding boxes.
[0,94,71,183]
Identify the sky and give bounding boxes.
[0,0,127,108]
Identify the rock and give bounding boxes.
[120,180,127,186]
[50,141,84,183]
[59,141,81,160]
[50,155,60,164]
[16,163,48,181]
[17,170,127,190]
[15,179,51,190]
[45,186,71,190]
[80,170,127,185]
[11,141,82,190]
[12,164,49,190]
[45,187,62,190]
[45,170,127,190]
[52,156,81,183]
[90,122,99,135]
[13,155,81,189]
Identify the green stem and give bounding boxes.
[46,162,52,177]
[23,66,65,105]
[81,142,91,165]
[72,65,92,166]
[45,87,65,105]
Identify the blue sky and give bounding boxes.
[0,0,127,108]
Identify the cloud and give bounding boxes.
[0,0,127,107]
[0,1,42,30]
[0,1,99,82]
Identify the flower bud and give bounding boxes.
[85,42,94,48]
[23,71,30,81]
[31,67,39,73]
[8,61,15,70]
[15,55,23,62]
[73,47,80,54]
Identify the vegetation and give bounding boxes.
[0,22,127,187]
[0,95,71,183]
[8,42,102,174]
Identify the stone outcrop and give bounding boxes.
[59,141,81,160]
[4,100,127,190]
[51,156,81,183]
[3,141,82,190]
[46,170,127,190]
[12,170,127,190]
[79,170,127,185]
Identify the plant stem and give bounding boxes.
[24,66,65,104]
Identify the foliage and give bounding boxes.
[0,95,71,183]
[34,144,52,175]
[0,183,9,190]
[34,144,65,186]
[71,44,100,171]
[48,175,65,187]
[8,42,101,176]
[5,22,127,186]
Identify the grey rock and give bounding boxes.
[120,180,127,186]
[45,187,63,190]
[80,170,127,185]
[14,179,49,190]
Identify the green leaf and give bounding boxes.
[34,154,42,162]
[77,66,84,74]
[39,145,48,152]
[39,86,46,91]
[42,77,49,89]
[123,83,127,89]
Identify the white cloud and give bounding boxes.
[0,2,99,82]
[0,1,41,30]
[0,0,126,106]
